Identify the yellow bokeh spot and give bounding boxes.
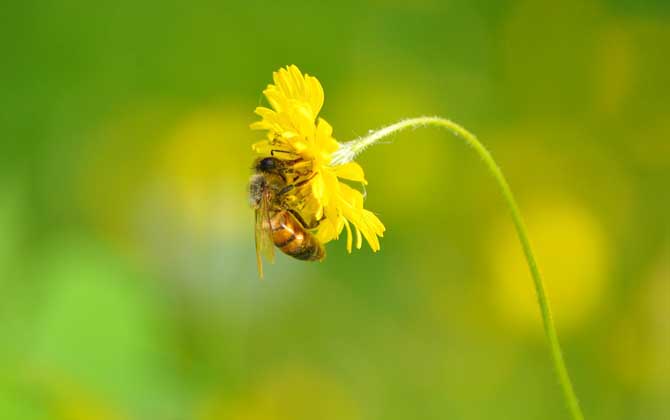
[25,371,128,420]
[607,249,670,391]
[488,196,609,335]
[80,106,251,255]
[199,366,361,420]
[156,109,250,236]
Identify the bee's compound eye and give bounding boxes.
[259,157,277,171]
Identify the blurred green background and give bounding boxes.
[1,0,668,419]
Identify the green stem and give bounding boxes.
[338,116,584,420]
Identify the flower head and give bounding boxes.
[251,65,385,252]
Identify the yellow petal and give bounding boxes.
[252,140,272,154]
[312,173,325,201]
[290,139,309,154]
[305,74,324,117]
[342,219,353,253]
[338,182,364,209]
[334,162,367,185]
[249,121,269,131]
[355,224,363,249]
[264,86,286,112]
[364,209,386,236]
[315,217,339,244]
[274,68,293,99]
[360,209,385,251]
[315,118,339,154]
[315,118,333,140]
[288,65,306,100]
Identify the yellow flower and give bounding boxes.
[250,65,385,252]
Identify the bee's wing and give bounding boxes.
[254,191,275,278]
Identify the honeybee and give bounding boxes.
[249,156,325,278]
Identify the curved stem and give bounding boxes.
[335,116,584,420]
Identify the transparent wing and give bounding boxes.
[254,191,275,278]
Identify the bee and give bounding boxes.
[249,156,325,278]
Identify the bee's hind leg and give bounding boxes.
[292,172,317,188]
[278,171,317,196]
[288,209,321,229]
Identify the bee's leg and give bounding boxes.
[267,151,311,175]
[305,217,322,229]
[278,184,295,196]
[292,172,317,188]
[279,157,309,175]
[278,172,317,196]
[268,153,308,170]
[288,209,321,229]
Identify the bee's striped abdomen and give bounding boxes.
[270,211,325,261]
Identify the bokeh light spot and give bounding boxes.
[488,197,609,335]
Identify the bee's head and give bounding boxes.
[255,157,282,173]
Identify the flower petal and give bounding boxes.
[334,162,367,185]
[311,173,325,201]
[342,218,353,253]
[305,74,324,117]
